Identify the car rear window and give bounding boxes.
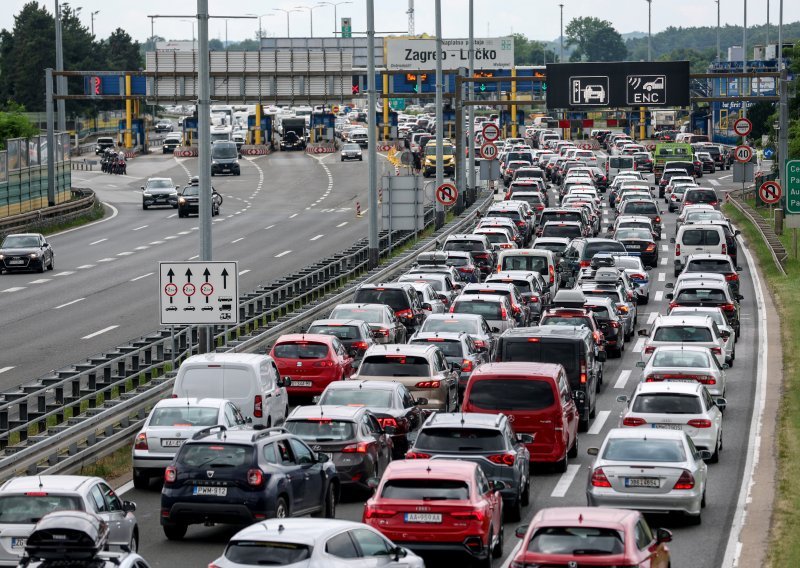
[501,255,547,274]
[381,479,469,500]
[359,355,430,377]
[284,419,356,442]
[675,289,727,303]
[632,394,703,414]
[534,242,568,254]
[584,241,626,259]
[0,495,83,524]
[540,211,581,224]
[651,350,711,367]
[273,342,329,359]
[178,444,253,467]
[412,338,463,358]
[623,202,658,215]
[586,306,611,320]
[602,439,686,462]
[686,190,717,203]
[179,368,253,399]
[542,224,582,238]
[481,232,509,245]
[307,325,361,340]
[541,315,590,328]
[685,259,733,273]
[420,317,480,334]
[353,289,409,311]
[501,341,578,376]
[452,299,503,319]
[444,239,485,252]
[653,326,713,342]
[682,229,721,246]
[319,389,393,407]
[527,527,624,555]
[415,428,505,452]
[224,541,311,565]
[467,378,556,411]
[330,306,383,323]
[150,406,219,427]
[486,210,522,222]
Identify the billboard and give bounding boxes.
[385,37,514,71]
[545,61,690,109]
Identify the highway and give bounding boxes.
[114,165,764,568]
[0,150,397,390]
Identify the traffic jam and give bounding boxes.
[3,122,752,568]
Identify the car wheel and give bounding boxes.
[142,203,148,210]
[275,496,289,519]
[520,478,530,506]
[132,469,149,490]
[505,497,522,523]
[568,435,578,459]
[710,436,721,463]
[554,452,568,473]
[686,512,702,525]
[492,523,505,559]
[37,260,45,273]
[701,488,707,509]
[314,484,337,518]
[48,255,54,271]
[727,356,734,368]
[163,524,187,540]
[129,531,138,553]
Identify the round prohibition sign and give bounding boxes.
[164,283,178,297]
[480,142,498,160]
[759,180,782,204]
[436,183,458,206]
[200,282,214,296]
[482,123,500,142]
[182,282,196,297]
[733,117,753,137]
[734,145,753,163]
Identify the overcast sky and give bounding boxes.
[2,0,797,45]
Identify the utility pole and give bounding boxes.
[559,4,564,62]
[742,0,748,118]
[367,0,379,268]
[197,0,212,353]
[90,10,99,37]
[778,0,787,185]
[434,0,444,228]
[646,0,652,62]
[715,0,721,62]
[54,0,66,132]
[467,0,476,201]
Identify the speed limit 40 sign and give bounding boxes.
[480,142,498,160]
[734,145,754,163]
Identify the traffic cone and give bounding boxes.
[356,202,362,218]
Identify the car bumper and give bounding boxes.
[392,539,491,561]
[161,501,265,526]
[587,485,703,515]
[133,451,176,471]
[332,454,374,486]
[144,196,178,207]
[211,165,240,175]
[285,375,340,397]
[179,203,199,214]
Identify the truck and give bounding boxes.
[279,117,307,151]
[653,142,693,183]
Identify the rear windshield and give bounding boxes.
[273,342,329,359]
[686,190,717,203]
[623,202,658,215]
[602,439,686,462]
[414,428,505,452]
[485,210,521,222]
[541,316,590,328]
[353,289,409,311]
[319,389,393,407]
[653,326,713,342]
[452,300,503,319]
[444,240,485,252]
[178,444,253,467]
[0,495,83,524]
[307,325,361,340]
[501,255,547,274]
[381,479,469,500]
[150,406,219,427]
[586,306,611,320]
[360,355,430,377]
[412,339,463,358]
[534,242,568,254]
[285,419,356,442]
[632,394,702,414]
[420,317,480,334]
[542,224,582,238]
[651,350,712,368]
[674,289,727,303]
[682,229,721,246]
[467,378,556,411]
[686,211,725,223]
[178,368,253,399]
[584,241,626,259]
[540,211,581,224]
[481,232,509,244]
[224,541,311,565]
[686,259,732,273]
[330,306,383,323]
[501,341,578,376]
[527,527,625,555]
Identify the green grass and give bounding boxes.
[41,201,105,235]
[723,203,800,567]
[79,445,132,481]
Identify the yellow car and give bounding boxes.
[423,140,455,177]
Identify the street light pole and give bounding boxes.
[366,0,379,267]
[742,0,747,118]
[646,0,652,61]
[467,0,476,199]
[296,6,321,38]
[778,0,787,185]
[274,9,300,37]
[559,3,564,62]
[715,0,721,62]
[197,0,212,353]
[434,0,444,229]
[318,1,352,35]
[90,10,99,37]
[54,0,66,132]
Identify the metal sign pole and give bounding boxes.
[434,0,444,229]
[45,68,56,207]
[367,0,379,268]
[467,0,476,203]
[197,0,213,353]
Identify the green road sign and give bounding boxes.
[341,17,352,38]
[787,160,800,214]
[389,98,406,111]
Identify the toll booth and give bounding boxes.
[182,117,199,146]
[118,118,145,147]
[247,114,273,145]
[376,110,399,140]
[310,112,336,143]
[499,110,527,138]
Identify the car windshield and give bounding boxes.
[343,144,361,151]
[420,317,479,334]
[359,355,430,377]
[426,145,454,156]
[651,350,711,367]
[147,179,174,189]
[319,389,393,407]
[585,242,626,258]
[353,289,409,312]
[468,378,555,410]
[675,289,727,303]
[285,419,356,442]
[0,495,83,524]
[612,256,643,270]
[686,259,732,272]
[178,444,253,467]
[182,186,199,197]
[632,394,703,414]
[150,406,219,427]
[452,300,503,319]
[527,527,625,555]
[542,316,589,327]
[603,438,687,462]
[501,255,547,274]
[273,342,330,359]
[2,235,39,248]
[330,307,384,324]
[653,326,713,342]
[224,541,311,565]
[617,229,652,240]
[686,212,724,223]
[381,479,469,500]
[212,144,237,159]
[412,338,463,357]
[415,428,505,452]
[307,325,360,340]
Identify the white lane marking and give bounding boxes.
[54,271,75,276]
[238,269,251,276]
[337,221,348,227]
[188,255,199,260]
[48,203,119,238]
[588,410,611,435]
[76,264,95,269]
[231,237,245,244]
[82,325,119,339]
[0,287,24,293]
[130,272,154,282]
[191,227,199,231]
[710,179,720,186]
[96,258,116,263]
[115,480,134,496]
[614,370,631,389]
[135,246,149,251]
[289,213,298,219]
[164,236,178,240]
[132,225,148,231]
[275,250,291,258]
[719,174,732,179]
[647,312,659,324]
[657,272,666,282]
[0,367,14,374]
[167,213,177,219]
[29,279,50,284]
[633,338,646,352]
[178,231,191,235]
[149,241,164,245]
[550,464,581,498]
[117,251,134,256]
[89,238,107,245]
[264,225,275,230]
[310,234,324,241]
[661,257,667,265]
[654,291,664,302]
[53,298,85,309]
[500,542,523,568]
[661,244,668,251]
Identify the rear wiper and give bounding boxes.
[572,549,614,555]
[422,496,449,501]
[459,446,489,451]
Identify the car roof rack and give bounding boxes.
[192,424,227,440]
[251,426,289,443]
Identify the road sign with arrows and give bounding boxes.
[159,261,239,325]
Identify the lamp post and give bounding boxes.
[295,5,324,37]
[714,0,721,62]
[179,19,196,48]
[317,1,352,35]
[90,10,99,37]
[559,3,564,62]
[646,0,652,61]
[54,0,65,131]
[273,8,301,37]
[743,0,747,118]
[254,13,274,40]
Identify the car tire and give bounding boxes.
[710,436,721,463]
[163,524,187,540]
[129,531,139,553]
[505,497,522,523]
[48,256,54,271]
[727,355,734,368]
[37,260,45,273]
[686,512,702,526]
[359,157,363,161]
[568,435,578,459]
[275,496,289,519]
[142,203,148,210]
[313,484,337,519]
[492,524,505,559]
[132,469,149,490]
[641,294,650,305]
[555,452,568,473]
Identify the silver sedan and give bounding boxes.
[586,428,710,524]
[637,344,727,397]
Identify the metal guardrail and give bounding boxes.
[0,189,97,238]
[0,191,493,480]
[727,187,788,275]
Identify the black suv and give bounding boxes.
[160,426,339,540]
[353,283,425,331]
[558,238,627,287]
[442,234,496,276]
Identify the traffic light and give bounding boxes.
[351,76,360,95]
[474,71,493,94]
[92,76,102,95]
[542,82,547,91]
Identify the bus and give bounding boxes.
[653,142,693,182]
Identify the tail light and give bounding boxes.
[675,244,681,256]
[164,466,177,484]
[669,302,678,310]
[710,201,718,206]
[591,468,612,488]
[630,273,646,280]
[500,243,514,249]
[501,307,508,319]
[254,395,263,418]
[378,417,398,429]
[352,341,368,350]
[364,506,395,519]
[373,328,389,337]
[461,359,474,372]
[415,380,441,389]
[528,295,540,303]
[134,433,148,450]
[655,216,661,223]
[673,470,695,490]
[473,252,490,259]
[512,305,521,315]
[645,243,656,252]
[516,220,526,227]
[473,339,486,349]
[487,453,516,466]
[623,416,647,426]
[314,360,334,367]
[536,204,545,211]
[449,305,456,313]
[580,260,591,268]
[343,441,372,453]
[627,291,634,301]
[580,360,587,384]
[405,451,432,459]
[397,309,414,320]
[721,243,727,255]
[610,321,620,328]
[710,347,722,355]
[549,265,555,284]
[617,304,629,314]
[451,510,485,522]
[725,273,739,282]
[644,346,656,354]
[687,419,712,428]
[247,468,264,487]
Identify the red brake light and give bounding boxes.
[415,380,441,389]
[675,244,681,257]
[473,339,486,349]
[397,309,414,320]
[512,305,521,314]
[688,419,712,428]
[673,470,695,490]
[580,260,591,268]
[622,416,647,426]
[591,468,612,487]
[655,216,661,223]
[722,243,727,254]
[721,303,736,312]
[580,361,587,384]
[710,347,722,355]
[364,506,395,519]
[644,346,656,354]
[247,468,264,486]
[461,359,474,373]
[610,321,620,328]
[630,273,646,280]
[25,492,48,497]
[549,265,555,284]
[725,273,739,281]
[374,328,389,337]
[353,341,368,350]
[487,453,516,466]
[343,442,372,453]
[500,307,508,319]
[134,432,148,450]
[314,360,335,367]
[528,295,540,303]
[378,417,397,429]
[405,451,432,459]
[451,510,485,522]
[254,395,263,418]
[645,243,656,252]
[165,466,177,484]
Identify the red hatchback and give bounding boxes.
[511,507,672,568]
[363,459,505,567]
[270,334,354,398]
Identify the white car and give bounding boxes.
[639,315,729,368]
[617,381,726,462]
[669,306,736,361]
[637,344,727,397]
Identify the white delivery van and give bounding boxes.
[671,223,728,277]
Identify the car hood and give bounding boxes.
[0,247,39,255]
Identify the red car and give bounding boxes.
[270,333,354,398]
[363,459,505,567]
[511,507,672,568]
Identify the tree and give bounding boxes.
[0,110,39,149]
[102,28,142,71]
[565,17,627,62]
[511,33,558,65]
[657,47,715,73]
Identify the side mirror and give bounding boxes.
[636,361,646,368]
[390,546,408,561]
[122,501,136,513]
[366,476,380,490]
[415,397,429,406]
[422,303,432,311]
[311,395,321,404]
[735,230,741,236]
[515,525,529,539]
[245,416,253,424]
[698,450,713,461]
[665,282,674,289]
[665,293,674,300]
[491,480,507,492]
[670,238,676,244]
[656,528,673,544]
[715,397,727,410]
[516,433,535,444]
[736,294,744,301]
[637,329,649,337]
[140,186,145,190]
[450,362,462,372]
[736,266,743,272]
[723,363,730,369]
[720,329,731,338]
[491,327,500,333]
[597,351,607,362]
[616,395,629,403]
[587,447,599,456]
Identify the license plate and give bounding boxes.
[652,424,683,430]
[625,477,660,488]
[8,260,24,265]
[193,486,227,496]
[11,538,26,549]
[625,244,641,249]
[404,513,442,523]
[161,439,184,447]
[293,381,313,387]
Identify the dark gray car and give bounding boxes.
[0,233,54,273]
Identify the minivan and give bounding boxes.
[172,353,289,428]
[210,141,241,176]
[496,249,558,293]
[672,223,728,276]
[462,362,579,471]
[494,326,605,432]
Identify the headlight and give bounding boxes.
[0,254,4,260]
[142,192,152,197]
[29,253,38,259]
[178,198,186,204]
[212,160,219,165]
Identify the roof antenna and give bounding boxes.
[38,475,43,489]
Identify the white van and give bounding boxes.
[495,249,558,293]
[671,223,728,276]
[172,353,289,427]
[607,155,635,180]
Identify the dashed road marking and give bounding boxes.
[238,269,251,276]
[96,258,116,263]
[54,271,75,276]
[550,464,581,498]
[264,225,275,230]
[130,273,153,282]
[289,213,298,219]
[0,367,14,374]
[53,298,85,309]
[89,238,107,245]
[710,179,720,186]
[29,279,50,284]
[654,291,664,302]
[1,287,25,293]
[614,370,631,389]
[661,257,667,265]
[658,272,666,282]
[132,225,148,231]
[588,410,611,435]
[310,234,324,241]
[188,255,199,260]
[117,251,134,256]
[633,338,646,352]
[231,237,245,244]
[647,312,659,324]
[275,250,291,258]
[76,264,95,269]
[164,236,178,240]
[337,221,348,227]
[167,213,177,219]
[82,325,119,340]
[149,241,164,245]
[661,244,669,252]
